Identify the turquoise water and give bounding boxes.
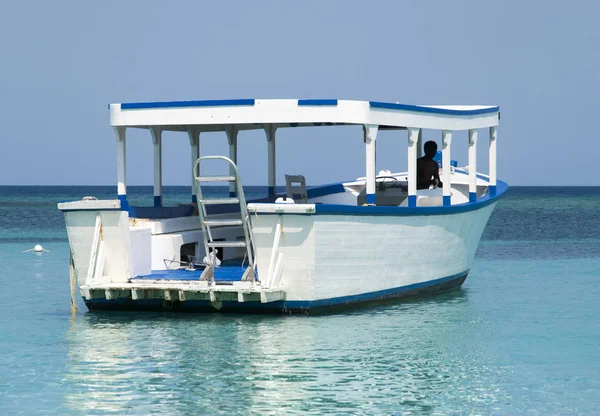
[1,186,599,414]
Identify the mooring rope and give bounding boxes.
[70,253,79,315]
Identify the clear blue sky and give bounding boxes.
[1,1,598,186]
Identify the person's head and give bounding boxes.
[423,141,438,158]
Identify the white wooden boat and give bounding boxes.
[58,99,506,313]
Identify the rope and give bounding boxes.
[70,253,79,315]
[241,251,248,270]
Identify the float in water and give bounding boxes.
[58,98,506,313]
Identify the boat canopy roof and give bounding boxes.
[109,99,499,133]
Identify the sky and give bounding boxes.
[0,0,598,186]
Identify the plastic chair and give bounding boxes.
[285,174,307,203]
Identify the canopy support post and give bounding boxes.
[442,130,452,207]
[468,129,478,202]
[150,126,163,208]
[187,127,200,203]
[489,126,497,196]
[114,127,128,211]
[417,128,423,159]
[226,126,238,197]
[407,127,420,207]
[364,124,378,205]
[264,124,277,198]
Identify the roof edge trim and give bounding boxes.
[120,99,256,110]
[369,101,499,116]
[297,99,338,106]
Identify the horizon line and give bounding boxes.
[0,184,599,188]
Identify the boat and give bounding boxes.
[58,98,506,313]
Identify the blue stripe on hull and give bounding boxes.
[85,271,469,314]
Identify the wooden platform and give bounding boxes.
[81,279,286,304]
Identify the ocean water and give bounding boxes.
[1,186,599,415]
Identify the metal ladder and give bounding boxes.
[193,156,256,285]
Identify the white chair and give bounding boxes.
[285,174,307,203]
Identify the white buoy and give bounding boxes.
[23,245,51,253]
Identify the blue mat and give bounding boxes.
[134,264,248,282]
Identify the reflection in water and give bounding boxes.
[64,317,140,414]
[62,290,511,414]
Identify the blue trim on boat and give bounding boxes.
[118,194,129,211]
[119,179,505,219]
[366,194,375,204]
[104,177,504,220]
[306,182,345,199]
[314,180,507,216]
[154,195,162,208]
[490,185,497,196]
[120,99,255,110]
[286,270,468,309]
[369,101,499,116]
[297,99,338,106]
[469,192,477,202]
[443,195,451,206]
[408,195,417,207]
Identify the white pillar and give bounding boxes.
[187,126,200,203]
[114,127,128,210]
[264,124,277,198]
[407,127,420,207]
[489,126,497,196]
[364,124,378,205]
[150,126,162,208]
[442,130,452,206]
[417,128,423,159]
[226,126,238,197]
[468,129,478,202]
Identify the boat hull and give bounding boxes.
[250,203,496,304]
[62,194,499,314]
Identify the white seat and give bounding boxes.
[285,174,307,203]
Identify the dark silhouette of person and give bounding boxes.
[417,141,443,190]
